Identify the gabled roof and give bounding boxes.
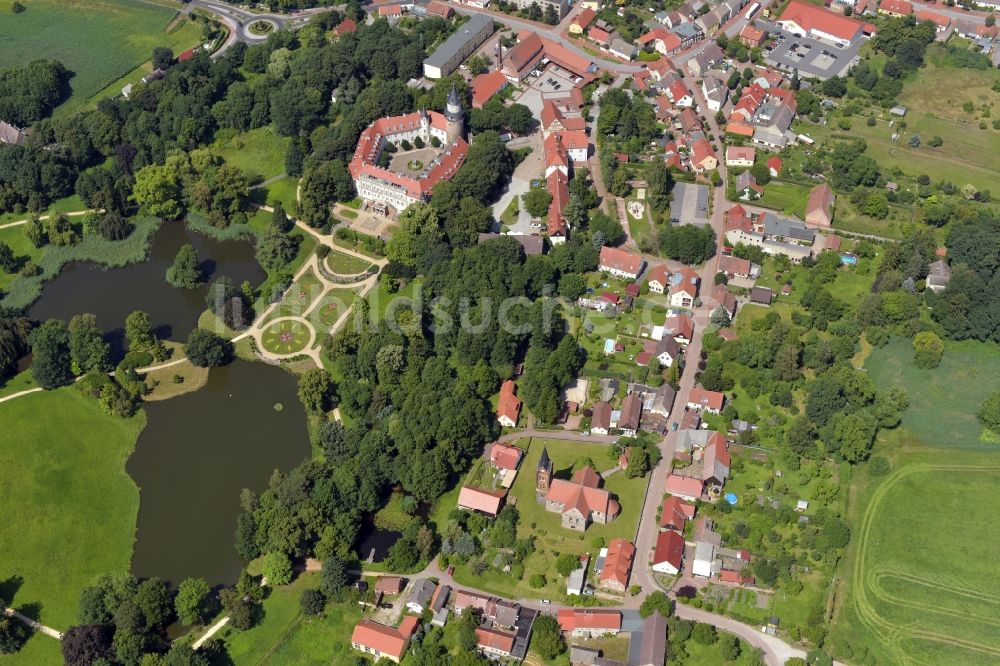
[573,8,597,29]
[767,155,783,172]
[351,619,417,661]
[592,401,612,430]
[599,246,644,275]
[691,138,716,168]
[458,486,506,515]
[471,70,509,108]
[666,473,704,498]
[652,530,685,570]
[666,314,694,341]
[702,438,731,483]
[688,387,725,411]
[659,495,696,529]
[779,0,865,41]
[490,443,522,471]
[619,393,642,430]
[497,379,522,424]
[726,146,756,162]
[557,609,622,631]
[476,627,516,654]
[599,538,636,587]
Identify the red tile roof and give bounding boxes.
[740,24,767,45]
[426,1,453,17]
[497,380,522,425]
[600,538,636,589]
[915,9,949,27]
[333,18,357,36]
[725,121,755,137]
[726,146,756,163]
[659,495,696,529]
[349,111,468,201]
[652,530,685,571]
[546,467,617,520]
[490,443,522,471]
[375,576,405,594]
[689,387,725,411]
[599,246,644,276]
[557,609,622,631]
[589,26,612,44]
[378,4,403,15]
[719,255,752,276]
[573,8,597,29]
[471,70,509,109]
[458,486,506,516]
[476,627,516,654]
[666,314,694,341]
[767,155,783,173]
[666,474,704,498]
[639,28,682,53]
[779,0,865,42]
[879,0,913,14]
[351,619,416,661]
[547,169,569,236]
[691,138,716,169]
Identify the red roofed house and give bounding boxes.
[490,443,523,471]
[666,473,704,502]
[718,255,754,280]
[540,99,587,133]
[497,380,522,427]
[591,401,612,435]
[557,609,622,637]
[687,387,726,414]
[777,0,866,48]
[916,10,950,34]
[725,146,756,168]
[426,1,454,18]
[332,18,357,37]
[670,267,701,308]
[471,70,509,109]
[691,138,718,173]
[824,234,842,252]
[599,246,645,279]
[639,28,683,55]
[767,155,783,178]
[458,486,506,517]
[476,627,516,658]
[660,495,696,531]
[570,8,597,34]
[544,466,620,531]
[725,121,755,138]
[646,264,672,294]
[351,617,420,663]
[666,314,695,344]
[652,530,685,575]
[599,538,636,593]
[720,569,753,584]
[378,4,404,18]
[806,183,835,228]
[666,79,694,108]
[739,23,768,47]
[588,25,612,47]
[679,107,701,134]
[702,437,731,486]
[878,0,913,17]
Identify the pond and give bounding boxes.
[355,521,403,564]
[28,221,264,350]
[127,360,310,587]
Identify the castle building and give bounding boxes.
[349,87,468,214]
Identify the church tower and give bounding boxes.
[444,84,465,144]
[536,447,553,503]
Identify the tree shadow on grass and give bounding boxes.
[0,574,23,604]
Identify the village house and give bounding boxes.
[805,183,835,228]
[351,617,420,663]
[739,23,768,47]
[927,259,952,293]
[736,171,763,200]
[750,286,773,305]
[666,473,704,501]
[691,138,718,172]
[618,393,643,436]
[659,495,696,531]
[490,443,522,471]
[539,457,620,531]
[406,579,437,614]
[725,146,756,168]
[558,609,622,637]
[476,627,516,659]
[652,530,685,574]
[470,70,509,109]
[569,8,597,34]
[599,246,645,279]
[591,401,612,434]
[702,75,729,112]
[767,155,783,177]
[669,267,701,308]
[496,379,521,427]
[599,538,636,592]
[686,43,724,77]
[718,255,757,280]
[458,486,506,517]
[687,387,725,413]
[878,0,912,17]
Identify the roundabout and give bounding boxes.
[261,319,312,355]
[246,19,277,39]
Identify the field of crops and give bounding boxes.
[0,0,202,114]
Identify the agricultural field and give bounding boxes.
[830,337,1000,662]
[0,0,203,115]
[0,389,145,630]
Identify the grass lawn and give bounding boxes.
[864,337,1000,450]
[0,388,145,630]
[367,279,423,325]
[307,288,357,331]
[259,177,299,213]
[453,437,648,603]
[676,635,761,665]
[261,320,311,355]
[325,250,372,276]
[756,180,811,219]
[0,369,38,399]
[831,448,1000,665]
[0,0,202,115]
[213,572,363,665]
[263,269,323,324]
[213,128,290,183]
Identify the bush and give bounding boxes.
[300,589,325,615]
[529,574,546,588]
[262,551,293,586]
[185,329,234,368]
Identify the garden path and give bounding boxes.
[3,606,63,640]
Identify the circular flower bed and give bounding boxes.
[261,320,311,355]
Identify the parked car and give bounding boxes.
[447,565,455,576]
[540,599,551,604]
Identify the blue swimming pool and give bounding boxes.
[725,493,738,505]
[840,254,858,265]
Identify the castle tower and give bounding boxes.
[444,84,465,144]
[419,107,430,142]
[536,447,553,503]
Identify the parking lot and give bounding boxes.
[670,183,710,226]
[759,22,863,80]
